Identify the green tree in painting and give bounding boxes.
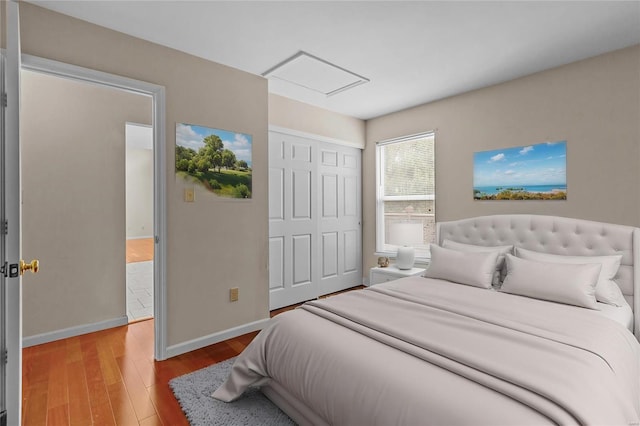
[176,145,196,160]
[176,146,197,172]
[202,134,224,156]
[176,146,197,174]
[211,151,223,172]
[176,158,189,171]
[196,157,211,173]
[197,134,223,172]
[222,149,237,170]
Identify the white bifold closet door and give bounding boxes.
[268,130,362,310]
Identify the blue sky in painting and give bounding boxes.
[176,123,252,167]
[473,141,566,187]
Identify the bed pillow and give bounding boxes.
[500,254,601,310]
[515,247,625,307]
[424,245,499,289]
[442,240,513,287]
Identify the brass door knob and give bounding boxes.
[19,259,39,275]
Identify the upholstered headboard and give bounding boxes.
[436,214,640,338]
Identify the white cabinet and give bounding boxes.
[369,264,427,286]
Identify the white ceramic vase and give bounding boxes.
[396,246,415,270]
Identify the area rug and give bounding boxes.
[169,357,295,425]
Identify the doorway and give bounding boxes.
[125,123,155,322]
[21,69,153,337]
[18,55,168,360]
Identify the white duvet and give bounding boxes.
[214,277,640,425]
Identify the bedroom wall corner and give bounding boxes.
[19,3,270,351]
[363,44,640,273]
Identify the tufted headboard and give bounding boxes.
[436,214,640,338]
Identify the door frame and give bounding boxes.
[21,54,170,360]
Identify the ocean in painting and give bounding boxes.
[474,184,567,196]
[473,140,567,200]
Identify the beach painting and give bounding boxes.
[175,123,252,198]
[473,141,567,200]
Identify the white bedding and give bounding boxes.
[598,301,634,330]
[483,286,632,329]
[215,277,640,425]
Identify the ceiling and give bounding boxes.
[28,1,640,120]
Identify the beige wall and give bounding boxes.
[269,94,365,146]
[20,3,269,346]
[364,45,640,272]
[21,70,152,336]
[126,147,154,239]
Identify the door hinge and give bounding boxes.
[1,220,7,235]
[0,262,7,278]
[1,349,6,365]
[1,93,6,108]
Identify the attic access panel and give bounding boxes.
[262,51,369,97]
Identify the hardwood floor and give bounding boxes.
[21,319,259,425]
[22,286,362,425]
[126,238,154,264]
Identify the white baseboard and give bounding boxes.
[22,316,129,348]
[165,318,271,359]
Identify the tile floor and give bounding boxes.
[126,260,154,321]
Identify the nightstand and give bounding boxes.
[369,264,427,286]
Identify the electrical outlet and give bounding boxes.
[230,287,239,302]
[184,188,195,202]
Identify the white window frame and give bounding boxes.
[375,132,435,262]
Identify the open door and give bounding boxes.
[1,2,37,425]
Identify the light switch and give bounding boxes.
[184,188,195,202]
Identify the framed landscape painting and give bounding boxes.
[473,141,567,200]
[175,123,252,199]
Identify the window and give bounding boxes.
[376,132,435,259]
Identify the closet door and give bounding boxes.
[268,130,362,310]
[268,132,318,310]
[318,144,362,295]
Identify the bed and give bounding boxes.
[214,215,640,425]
